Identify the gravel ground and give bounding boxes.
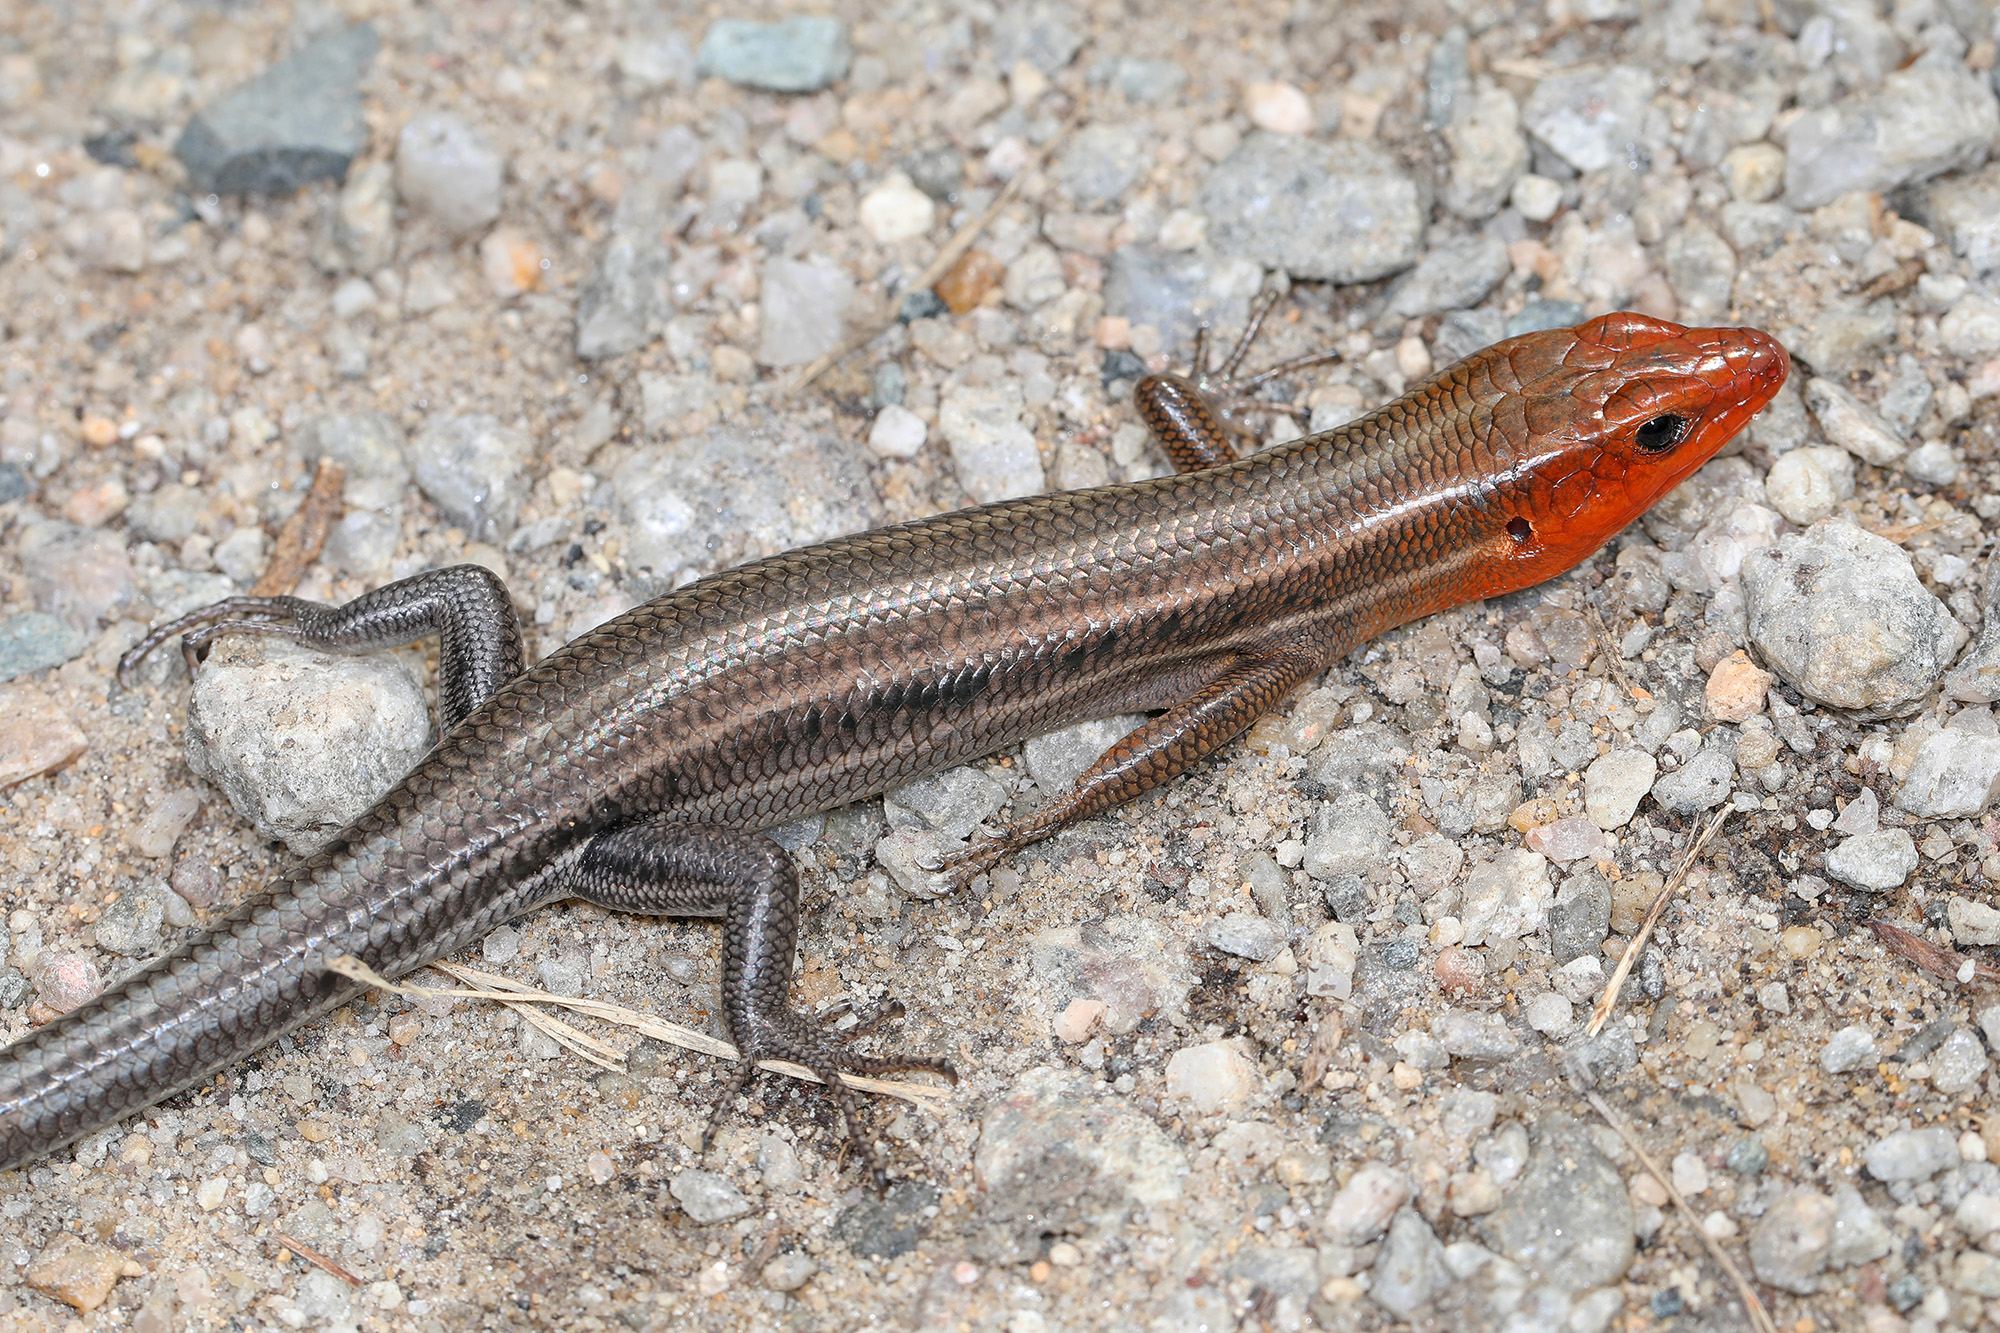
[7,1,2000,1330]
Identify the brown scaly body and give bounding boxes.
[0,311,1784,1175]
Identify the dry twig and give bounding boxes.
[326,955,952,1115]
[1868,918,2000,989]
[274,1232,363,1286]
[252,458,346,596]
[1564,1060,1779,1333]
[1588,804,1732,1036]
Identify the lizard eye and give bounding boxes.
[1635,414,1687,454]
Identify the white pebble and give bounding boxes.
[867,404,928,458]
[857,172,935,244]
[1244,81,1313,135]
[1511,174,1563,222]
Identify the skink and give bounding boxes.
[0,310,1786,1175]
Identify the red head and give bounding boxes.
[1467,311,1788,592]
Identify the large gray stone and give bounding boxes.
[174,25,377,196]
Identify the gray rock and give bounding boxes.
[1750,1188,1833,1294]
[1550,871,1611,965]
[1896,729,2000,818]
[0,461,29,503]
[1458,849,1552,947]
[1583,749,1656,829]
[1784,58,1999,211]
[1764,446,1856,526]
[1790,296,1898,377]
[758,260,852,368]
[1304,792,1391,882]
[760,1252,817,1292]
[884,766,1007,843]
[1372,1210,1452,1318]
[991,2,1083,74]
[940,382,1043,503]
[1054,125,1150,207]
[1904,441,1961,486]
[1802,378,1904,467]
[575,235,671,360]
[1200,133,1424,283]
[410,415,532,542]
[1441,85,1528,220]
[1433,308,1507,366]
[1930,1026,1989,1094]
[0,969,27,1008]
[1948,556,2000,703]
[1743,520,1966,719]
[323,511,398,578]
[1951,896,2000,947]
[669,1169,751,1224]
[1825,828,1918,892]
[1386,235,1510,319]
[1206,911,1284,963]
[124,484,205,543]
[185,637,432,854]
[93,882,170,957]
[395,113,503,236]
[1023,715,1146,795]
[835,1179,939,1259]
[291,412,409,511]
[1433,1009,1520,1060]
[0,613,84,682]
[1650,738,1734,814]
[1822,1024,1879,1073]
[1662,223,1737,326]
[1310,723,1413,803]
[1478,1114,1634,1293]
[17,520,135,630]
[970,1066,1185,1262]
[1506,298,1585,338]
[1865,1127,1960,1182]
[1521,66,1654,173]
[174,24,377,195]
[373,1108,430,1156]
[322,159,395,273]
[1828,1184,1894,1268]
[615,28,695,91]
[1101,243,1263,348]
[1108,57,1185,104]
[696,17,851,93]
[612,424,880,582]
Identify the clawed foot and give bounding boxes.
[116,597,302,686]
[703,1006,956,1191]
[1184,290,1340,433]
[915,835,1016,892]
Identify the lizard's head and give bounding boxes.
[1474,310,1788,585]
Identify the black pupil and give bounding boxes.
[1636,414,1686,453]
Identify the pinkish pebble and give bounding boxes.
[36,951,103,1013]
[1524,815,1611,863]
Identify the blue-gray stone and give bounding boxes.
[1506,299,1585,338]
[0,461,28,503]
[696,18,851,93]
[174,24,377,196]
[0,612,85,682]
[1110,57,1186,104]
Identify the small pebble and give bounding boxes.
[396,112,504,235]
[1821,1023,1878,1074]
[936,248,1006,313]
[1244,81,1313,135]
[868,404,928,458]
[1705,650,1772,722]
[858,173,936,244]
[32,950,99,1013]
